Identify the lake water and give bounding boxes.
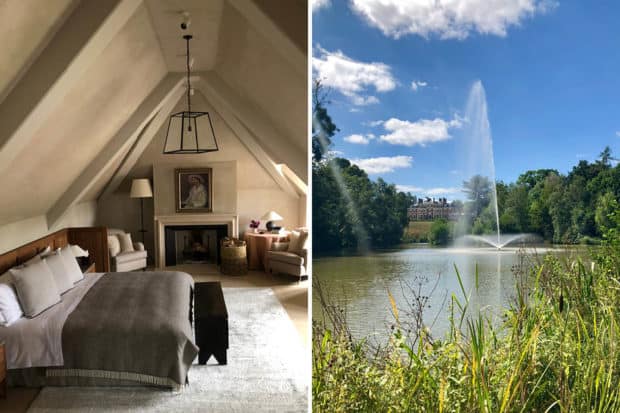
[313,244,573,342]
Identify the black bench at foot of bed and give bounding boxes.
[194,282,229,365]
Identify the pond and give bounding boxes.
[313,244,577,342]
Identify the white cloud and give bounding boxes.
[426,187,462,196]
[396,185,463,199]
[344,134,375,145]
[350,0,557,40]
[313,46,396,105]
[312,0,330,12]
[616,131,620,137]
[411,80,428,91]
[350,155,413,174]
[379,116,463,146]
[365,120,385,127]
[396,185,423,193]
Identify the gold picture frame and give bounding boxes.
[175,168,213,213]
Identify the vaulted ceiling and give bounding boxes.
[0,0,307,229]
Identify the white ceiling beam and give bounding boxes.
[226,0,306,76]
[99,77,195,199]
[47,74,186,229]
[279,164,307,196]
[197,71,307,182]
[194,82,298,199]
[0,0,142,176]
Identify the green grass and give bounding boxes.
[403,220,456,244]
[403,221,434,243]
[313,221,620,412]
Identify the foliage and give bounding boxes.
[463,175,494,218]
[312,79,338,163]
[312,85,412,252]
[313,158,412,252]
[491,147,620,243]
[313,223,620,412]
[429,219,450,245]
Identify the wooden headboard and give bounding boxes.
[0,227,110,274]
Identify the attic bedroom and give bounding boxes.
[0,0,308,411]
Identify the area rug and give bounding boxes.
[28,288,308,412]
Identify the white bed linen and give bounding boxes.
[0,273,103,369]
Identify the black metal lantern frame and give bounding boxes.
[163,34,219,154]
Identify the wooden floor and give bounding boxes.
[0,265,308,412]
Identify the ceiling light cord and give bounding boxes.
[186,35,192,131]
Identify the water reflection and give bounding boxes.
[313,245,564,342]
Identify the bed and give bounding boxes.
[0,228,199,390]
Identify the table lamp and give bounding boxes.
[261,211,283,232]
[130,178,153,243]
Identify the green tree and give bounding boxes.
[595,192,619,233]
[312,79,338,163]
[429,219,450,245]
[462,175,493,218]
[499,184,529,233]
[460,175,496,235]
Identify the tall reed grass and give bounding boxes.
[313,228,620,412]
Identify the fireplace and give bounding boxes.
[164,225,228,266]
[154,214,238,268]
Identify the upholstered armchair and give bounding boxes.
[107,229,147,272]
[266,229,308,280]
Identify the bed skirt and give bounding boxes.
[8,367,180,389]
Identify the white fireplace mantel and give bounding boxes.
[154,214,239,268]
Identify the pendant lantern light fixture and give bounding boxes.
[163,33,219,154]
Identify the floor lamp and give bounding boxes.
[130,179,153,243]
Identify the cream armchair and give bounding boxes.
[107,229,147,272]
[266,229,308,280]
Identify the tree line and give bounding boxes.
[312,80,412,253]
[495,149,620,243]
[313,80,620,251]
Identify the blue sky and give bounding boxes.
[312,0,620,200]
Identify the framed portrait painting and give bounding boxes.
[175,168,213,213]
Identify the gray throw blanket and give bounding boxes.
[51,271,198,388]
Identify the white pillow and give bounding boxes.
[108,236,121,257]
[38,245,52,258]
[288,230,309,255]
[24,254,41,266]
[0,274,23,326]
[42,250,74,294]
[59,246,84,284]
[10,260,61,318]
[118,233,135,253]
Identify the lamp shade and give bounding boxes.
[130,179,153,198]
[261,211,283,222]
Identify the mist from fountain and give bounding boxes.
[453,81,502,246]
[452,81,540,251]
[457,233,542,249]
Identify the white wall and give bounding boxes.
[153,161,237,216]
[0,201,97,254]
[97,92,303,255]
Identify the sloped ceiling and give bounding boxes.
[145,0,224,71]
[0,0,77,102]
[0,4,167,225]
[215,3,307,170]
[0,0,306,229]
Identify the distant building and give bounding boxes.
[408,197,463,221]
